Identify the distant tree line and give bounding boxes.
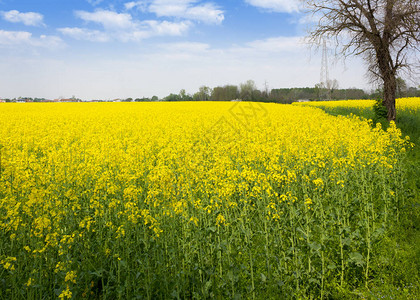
[1,97,49,102]
[3,79,418,103]
[151,78,419,103]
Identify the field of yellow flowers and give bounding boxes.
[293,97,419,109]
[0,102,414,298]
[292,97,420,119]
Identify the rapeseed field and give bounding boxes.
[292,97,420,109]
[0,102,415,298]
[293,97,420,117]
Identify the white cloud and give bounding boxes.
[58,19,191,43]
[147,36,307,67]
[245,0,300,13]
[160,42,210,52]
[37,35,64,48]
[153,41,213,61]
[148,0,193,16]
[124,1,149,11]
[0,30,63,48]
[247,36,304,52]
[58,27,110,42]
[117,30,151,42]
[117,20,191,42]
[144,20,191,36]
[125,2,139,10]
[297,14,319,25]
[0,30,32,45]
[60,3,221,43]
[75,10,135,29]
[128,0,224,24]
[1,10,45,26]
[151,36,305,63]
[183,3,224,24]
[87,0,105,5]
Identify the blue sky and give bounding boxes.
[0,0,367,100]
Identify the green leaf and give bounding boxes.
[260,273,267,283]
[207,226,216,233]
[309,242,321,252]
[205,280,212,293]
[342,237,352,246]
[349,252,365,266]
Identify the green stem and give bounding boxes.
[305,212,311,275]
[339,233,344,287]
[249,250,255,300]
[365,205,371,289]
[218,225,222,280]
[264,215,270,281]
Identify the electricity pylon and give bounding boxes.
[319,39,331,100]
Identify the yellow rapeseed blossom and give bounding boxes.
[26,277,33,287]
[292,97,420,111]
[59,285,72,299]
[0,101,412,298]
[65,271,77,283]
[304,197,313,209]
[216,214,226,226]
[1,257,17,271]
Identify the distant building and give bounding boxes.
[53,98,80,102]
[0,99,6,103]
[296,99,311,102]
[15,98,33,103]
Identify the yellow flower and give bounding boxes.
[1,257,17,271]
[216,214,226,226]
[55,261,65,273]
[304,197,313,209]
[313,178,324,187]
[26,277,33,287]
[65,271,77,283]
[116,225,125,238]
[336,180,345,188]
[59,285,72,299]
[189,216,199,226]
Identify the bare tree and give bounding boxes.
[396,76,407,97]
[240,80,257,101]
[305,0,420,120]
[327,79,339,92]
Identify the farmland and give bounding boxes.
[0,101,419,299]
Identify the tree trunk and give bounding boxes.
[376,41,397,121]
[379,0,398,122]
[383,74,397,121]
